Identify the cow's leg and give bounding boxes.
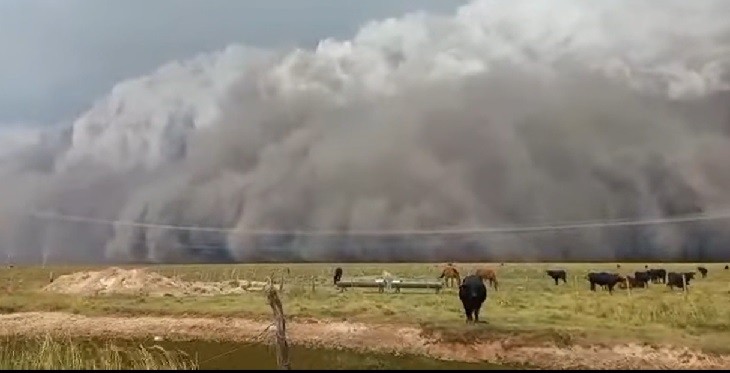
[590,282,596,291]
[562,276,567,284]
[607,283,615,294]
[554,277,559,286]
[464,306,473,323]
[473,305,481,323]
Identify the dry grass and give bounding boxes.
[0,334,198,370]
[2,262,729,353]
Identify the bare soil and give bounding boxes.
[42,267,276,297]
[0,312,727,370]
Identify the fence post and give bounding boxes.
[266,283,291,370]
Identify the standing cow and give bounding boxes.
[647,268,667,284]
[697,266,708,278]
[667,272,695,290]
[333,267,343,285]
[619,276,647,289]
[634,271,651,286]
[474,268,499,291]
[458,275,488,323]
[586,272,625,294]
[546,269,567,285]
[439,265,461,288]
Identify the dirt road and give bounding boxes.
[0,312,727,370]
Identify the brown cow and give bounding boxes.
[439,265,461,288]
[475,267,499,291]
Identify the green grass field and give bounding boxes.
[1,262,729,353]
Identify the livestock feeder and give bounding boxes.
[335,278,387,293]
[390,279,443,294]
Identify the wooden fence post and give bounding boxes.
[266,283,291,370]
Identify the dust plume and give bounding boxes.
[2,0,730,264]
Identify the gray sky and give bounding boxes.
[0,0,464,126]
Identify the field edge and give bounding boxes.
[0,311,727,370]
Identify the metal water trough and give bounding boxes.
[336,279,386,293]
[390,279,443,293]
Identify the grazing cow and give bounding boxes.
[333,267,343,285]
[697,266,708,278]
[647,268,667,284]
[616,264,621,269]
[667,272,695,290]
[546,269,567,285]
[725,265,729,270]
[634,271,651,286]
[586,272,625,294]
[475,268,499,291]
[458,275,488,323]
[439,265,461,288]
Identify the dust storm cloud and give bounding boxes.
[2,0,730,264]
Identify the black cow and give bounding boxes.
[697,266,708,278]
[621,276,647,289]
[634,271,651,286]
[333,267,343,285]
[546,269,567,285]
[458,275,488,323]
[586,272,624,294]
[667,272,695,290]
[647,268,667,284]
[725,265,729,270]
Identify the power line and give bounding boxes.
[25,208,730,237]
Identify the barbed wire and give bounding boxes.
[24,208,730,237]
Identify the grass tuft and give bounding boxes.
[0,335,198,370]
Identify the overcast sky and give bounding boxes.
[0,0,464,126]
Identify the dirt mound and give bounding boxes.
[42,267,276,297]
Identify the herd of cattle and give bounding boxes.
[550,265,711,294]
[331,263,729,324]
